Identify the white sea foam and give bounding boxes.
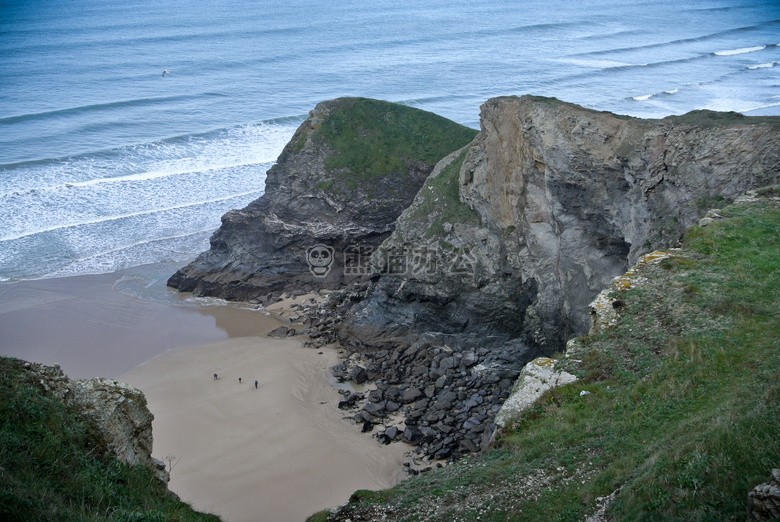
[0,121,297,281]
[747,62,778,70]
[632,88,679,102]
[59,228,217,265]
[714,45,766,56]
[41,231,215,280]
[0,190,262,242]
[0,122,295,198]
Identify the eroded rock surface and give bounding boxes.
[341,96,780,354]
[168,98,476,300]
[493,357,578,428]
[25,362,168,484]
[748,469,780,522]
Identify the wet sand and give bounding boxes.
[0,266,408,521]
[0,265,274,379]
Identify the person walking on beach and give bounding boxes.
[238,377,242,384]
[213,373,218,380]
[254,380,258,390]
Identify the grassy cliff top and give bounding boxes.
[0,357,220,522]
[312,187,780,521]
[312,98,478,190]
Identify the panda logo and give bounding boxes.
[306,244,335,278]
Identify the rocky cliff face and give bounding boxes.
[168,98,477,301]
[340,96,780,354]
[26,362,168,484]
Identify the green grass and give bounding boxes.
[312,98,477,194]
[0,358,220,522]
[318,191,779,521]
[406,148,482,238]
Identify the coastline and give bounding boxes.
[0,263,275,379]
[0,265,409,521]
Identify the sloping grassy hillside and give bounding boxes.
[0,357,220,522]
[314,188,779,521]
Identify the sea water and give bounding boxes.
[1,0,778,281]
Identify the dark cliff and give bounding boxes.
[339,96,780,354]
[168,97,477,300]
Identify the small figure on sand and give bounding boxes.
[254,380,258,389]
[213,373,218,380]
[238,377,242,384]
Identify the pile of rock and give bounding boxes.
[301,285,542,461]
[748,469,780,521]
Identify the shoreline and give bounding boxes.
[0,265,409,521]
[0,262,278,379]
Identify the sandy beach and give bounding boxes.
[0,265,408,521]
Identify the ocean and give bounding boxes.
[1,0,779,282]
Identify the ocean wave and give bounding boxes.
[553,58,647,69]
[554,56,696,86]
[575,29,645,42]
[570,20,780,59]
[0,122,295,197]
[631,89,679,102]
[573,20,778,56]
[0,191,262,243]
[0,161,272,200]
[50,228,216,270]
[742,101,780,113]
[38,230,216,281]
[747,61,779,70]
[396,94,474,107]
[701,99,780,114]
[0,93,228,126]
[714,45,767,56]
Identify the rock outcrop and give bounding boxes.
[24,361,168,484]
[168,97,477,301]
[493,357,577,428]
[170,95,779,461]
[340,96,780,354]
[748,469,780,521]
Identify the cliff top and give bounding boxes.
[497,94,780,127]
[305,97,478,191]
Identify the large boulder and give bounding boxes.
[493,357,578,428]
